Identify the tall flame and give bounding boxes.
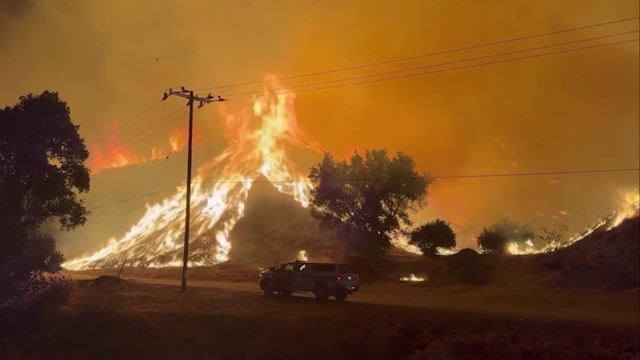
[65,77,313,270]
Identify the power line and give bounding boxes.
[90,107,186,165]
[86,22,640,155]
[88,187,175,211]
[95,110,188,160]
[224,36,639,101]
[218,167,640,183]
[87,167,639,210]
[91,99,164,144]
[433,167,640,179]
[85,35,639,168]
[87,16,639,145]
[90,112,185,167]
[222,31,638,99]
[84,21,639,201]
[193,16,639,92]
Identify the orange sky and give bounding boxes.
[0,0,638,254]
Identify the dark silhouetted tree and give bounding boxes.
[0,91,90,301]
[309,149,431,253]
[477,228,507,254]
[409,219,456,256]
[477,219,535,254]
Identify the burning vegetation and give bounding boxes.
[65,77,315,269]
[69,92,640,269]
[399,274,426,282]
[506,189,639,255]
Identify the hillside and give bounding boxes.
[544,215,639,290]
[228,180,346,264]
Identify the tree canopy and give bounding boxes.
[0,91,90,295]
[409,219,456,256]
[477,219,535,254]
[309,149,431,253]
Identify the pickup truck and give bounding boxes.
[259,261,359,301]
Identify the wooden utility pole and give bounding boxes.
[163,87,225,292]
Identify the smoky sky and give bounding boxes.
[0,0,31,15]
[0,0,638,256]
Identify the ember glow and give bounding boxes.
[64,77,314,270]
[400,274,426,282]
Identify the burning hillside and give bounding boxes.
[64,77,315,270]
[63,75,639,270]
[507,189,639,255]
[546,214,639,290]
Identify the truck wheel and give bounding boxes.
[314,283,329,301]
[262,280,274,297]
[334,289,348,301]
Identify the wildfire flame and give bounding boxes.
[507,189,640,255]
[88,121,197,173]
[89,124,166,173]
[400,273,426,282]
[297,250,308,262]
[65,75,640,268]
[393,189,639,257]
[65,76,314,270]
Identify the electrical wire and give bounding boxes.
[222,31,638,99]
[92,17,638,145]
[91,100,164,144]
[89,187,176,211]
[89,25,639,158]
[87,167,640,210]
[224,36,639,100]
[90,107,186,165]
[193,16,639,92]
[86,34,638,160]
[84,18,640,210]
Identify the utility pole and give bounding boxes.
[163,87,225,292]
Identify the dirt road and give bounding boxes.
[67,272,639,327]
[3,273,636,359]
